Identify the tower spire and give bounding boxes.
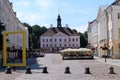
[57,8,62,27]
[58,8,60,14]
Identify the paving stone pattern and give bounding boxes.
[0,54,120,80]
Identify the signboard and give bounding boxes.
[3,31,26,66]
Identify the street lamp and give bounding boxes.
[102,46,108,62]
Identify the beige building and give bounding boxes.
[88,0,120,58]
[0,0,29,49]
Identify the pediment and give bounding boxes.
[54,32,68,37]
[97,6,108,19]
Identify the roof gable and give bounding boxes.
[54,32,68,37]
[97,5,108,19]
[41,27,79,37]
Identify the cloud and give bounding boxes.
[16,10,55,26]
[35,0,54,10]
[16,12,39,25]
[11,0,31,8]
[10,0,91,32]
[73,24,88,33]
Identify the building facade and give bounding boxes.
[88,0,120,58]
[88,19,98,56]
[40,14,80,53]
[0,0,29,50]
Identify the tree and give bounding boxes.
[0,21,6,49]
[31,25,48,49]
[23,23,32,34]
[40,26,47,35]
[72,29,77,33]
[32,25,41,39]
[83,31,88,41]
[78,32,87,48]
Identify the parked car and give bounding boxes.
[39,52,45,57]
[34,51,45,57]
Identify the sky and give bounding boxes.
[9,0,115,33]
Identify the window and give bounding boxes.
[119,28,120,39]
[60,44,61,47]
[69,38,71,42]
[55,44,57,47]
[73,38,74,42]
[69,44,71,47]
[59,39,61,42]
[0,2,1,9]
[64,39,66,42]
[46,39,48,42]
[76,38,78,42]
[73,44,74,47]
[50,39,52,42]
[50,44,52,47]
[76,44,78,47]
[118,13,120,19]
[42,39,44,42]
[64,44,66,47]
[55,39,56,42]
[119,43,120,54]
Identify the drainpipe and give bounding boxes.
[105,10,109,56]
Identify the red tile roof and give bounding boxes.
[41,27,79,36]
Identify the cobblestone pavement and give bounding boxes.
[1,54,120,80]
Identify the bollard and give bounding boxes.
[25,66,32,74]
[109,66,116,74]
[5,66,12,74]
[42,67,48,73]
[13,66,16,71]
[85,67,91,74]
[64,66,71,74]
[105,56,107,62]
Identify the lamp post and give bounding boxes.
[102,47,108,62]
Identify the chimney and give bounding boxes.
[50,24,53,27]
[66,24,68,27]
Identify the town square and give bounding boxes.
[0,54,120,80]
[1,0,120,80]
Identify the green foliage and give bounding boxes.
[31,25,47,49]
[24,23,48,49]
[23,23,32,34]
[78,32,88,48]
[83,31,88,41]
[72,28,88,48]
[24,23,88,49]
[72,29,77,33]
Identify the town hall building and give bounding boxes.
[40,14,80,53]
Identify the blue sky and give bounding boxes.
[9,0,115,33]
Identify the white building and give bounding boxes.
[40,14,80,53]
[88,19,98,56]
[88,0,120,58]
[0,0,29,49]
